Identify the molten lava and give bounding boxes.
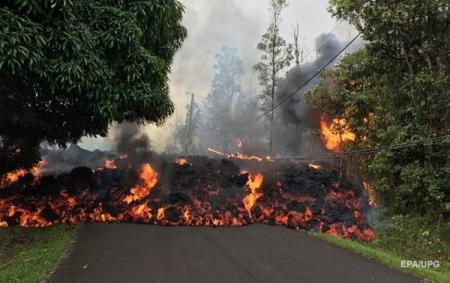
[0,155,374,241]
[1,160,46,188]
[5,169,27,184]
[320,115,355,152]
[207,148,272,162]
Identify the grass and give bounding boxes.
[0,225,78,283]
[313,214,450,283]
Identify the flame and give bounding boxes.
[234,138,243,148]
[176,158,188,165]
[157,207,165,220]
[5,169,27,183]
[130,203,152,220]
[362,181,377,207]
[208,147,272,162]
[1,160,46,188]
[243,173,264,216]
[308,163,321,170]
[31,160,46,177]
[104,159,117,169]
[320,115,355,152]
[123,163,158,204]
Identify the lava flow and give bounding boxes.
[0,155,374,241]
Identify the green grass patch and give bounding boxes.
[0,225,78,283]
[313,214,450,283]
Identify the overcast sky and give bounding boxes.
[81,0,355,151]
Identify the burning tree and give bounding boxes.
[253,0,293,155]
[0,1,187,175]
[307,0,450,219]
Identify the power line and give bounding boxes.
[233,32,362,130]
[273,135,450,161]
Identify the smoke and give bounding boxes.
[40,145,110,174]
[78,1,358,153]
[277,33,344,126]
[272,33,361,156]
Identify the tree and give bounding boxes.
[306,0,450,219]
[293,21,304,67]
[253,0,293,154]
[202,47,244,151]
[0,0,187,174]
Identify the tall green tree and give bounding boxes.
[306,0,450,218]
[202,47,244,151]
[253,0,293,154]
[0,0,187,175]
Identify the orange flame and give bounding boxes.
[5,169,27,183]
[308,163,321,170]
[362,181,377,208]
[320,115,355,152]
[123,163,158,204]
[176,158,188,165]
[243,173,264,216]
[104,159,117,169]
[1,160,46,188]
[208,148,272,162]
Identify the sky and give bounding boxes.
[80,0,355,151]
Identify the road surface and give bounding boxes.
[48,224,420,283]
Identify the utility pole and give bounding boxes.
[293,21,300,66]
[184,92,195,154]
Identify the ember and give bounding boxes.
[0,155,374,241]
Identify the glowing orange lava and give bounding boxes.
[1,160,46,188]
[5,169,27,184]
[207,148,272,162]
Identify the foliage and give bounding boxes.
[371,214,449,264]
[253,0,293,109]
[315,214,450,282]
[0,0,187,174]
[306,0,450,219]
[253,0,293,153]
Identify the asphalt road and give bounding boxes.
[48,224,421,283]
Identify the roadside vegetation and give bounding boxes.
[0,225,78,283]
[315,214,450,283]
[306,1,449,282]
